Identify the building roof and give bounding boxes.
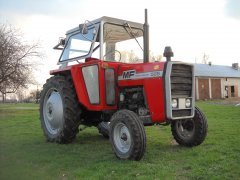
[194,63,240,78]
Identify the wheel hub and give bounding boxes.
[113,123,131,153]
[121,133,128,141]
[46,103,53,118]
[176,119,195,139]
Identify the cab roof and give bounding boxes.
[66,16,143,35]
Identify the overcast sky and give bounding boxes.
[0,0,240,85]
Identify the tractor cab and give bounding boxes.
[54,16,144,66]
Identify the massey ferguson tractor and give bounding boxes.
[40,9,208,160]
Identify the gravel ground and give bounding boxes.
[204,97,240,106]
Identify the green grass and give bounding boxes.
[0,102,239,179]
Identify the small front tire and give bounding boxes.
[110,110,146,160]
[171,107,208,147]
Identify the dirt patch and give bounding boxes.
[204,97,240,106]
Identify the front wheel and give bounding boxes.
[171,107,208,147]
[110,110,146,161]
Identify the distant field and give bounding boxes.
[0,102,239,179]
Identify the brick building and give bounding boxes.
[194,63,240,100]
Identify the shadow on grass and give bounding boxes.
[27,130,193,164]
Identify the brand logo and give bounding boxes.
[122,70,136,79]
[118,70,163,80]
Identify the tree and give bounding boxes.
[121,50,139,63]
[120,50,162,63]
[202,53,209,64]
[27,89,41,103]
[0,24,41,102]
[150,51,162,62]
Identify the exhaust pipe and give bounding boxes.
[143,9,149,63]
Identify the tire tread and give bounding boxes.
[171,107,208,147]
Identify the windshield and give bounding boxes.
[59,26,98,62]
[103,23,143,63]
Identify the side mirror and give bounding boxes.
[79,24,88,34]
[79,20,97,42]
[53,37,65,50]
[59,38,65,46]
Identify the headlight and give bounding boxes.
[185,98,191,108]
[172,98,178,108]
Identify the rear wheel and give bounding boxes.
[110,110,146,160]
[40,75,81,143]
[171,107,208,147]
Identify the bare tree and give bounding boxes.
[202,53,209,64]
[150,52,162,62]
[120,50,139,63]
[120,50,162,63]
[0,24,41,102]
[27,89,41,103]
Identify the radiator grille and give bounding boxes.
[171,64,192,97]
[171,64,193,118]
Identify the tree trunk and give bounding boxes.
[2,93,6,103]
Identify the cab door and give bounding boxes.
[71,61,118,111]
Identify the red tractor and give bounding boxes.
[40,10,207,160]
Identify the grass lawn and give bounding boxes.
[0,102,239,179]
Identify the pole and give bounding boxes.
[143,9,149,63]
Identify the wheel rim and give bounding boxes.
[175,119,195,140]
[113,122,131,153]
[43,88,64,135]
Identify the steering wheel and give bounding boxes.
[103,50,122,62]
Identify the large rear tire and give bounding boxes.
[171,107,208,147]
[40,75,81,143]
[110,110,146,161]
